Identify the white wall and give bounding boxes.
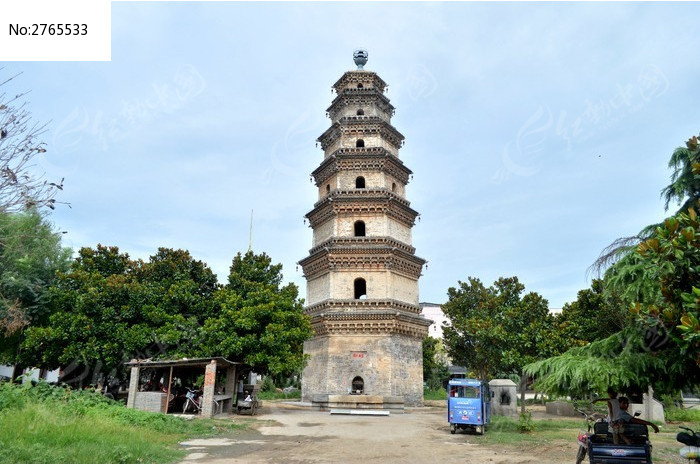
[420,303,447,338]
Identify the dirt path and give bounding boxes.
[178,403,575,463]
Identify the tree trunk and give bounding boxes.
[519,374,527,415]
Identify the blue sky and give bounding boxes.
[6,2,700,309]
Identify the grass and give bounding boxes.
[257,389,301,401]
[476,415,583,445]
[424,388,447,401]
[0,402,184,464]
[0,381,246,464]
[664,405,700,422]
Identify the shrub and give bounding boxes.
[519,410,534,433]
[260,375,276,392]
[665,406,700,422]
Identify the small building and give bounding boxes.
[489,379,518,416]
[125,357,240,419]
[420,302,447,339]
[0,364,60,383]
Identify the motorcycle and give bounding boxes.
[574,407,607,464]
[678,426,700,463]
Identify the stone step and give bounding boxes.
[330,409,390,416]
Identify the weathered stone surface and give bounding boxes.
[545,401,576,417]
[133,392,167,413]
[489,379,518,416]
[314,395,405,412]
[302,333,424,406]
[301,65,428,409]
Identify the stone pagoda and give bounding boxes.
[299,50,430,409]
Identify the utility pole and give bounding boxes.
[248,209,253,252]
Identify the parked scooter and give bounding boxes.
[678,426,700,463]
[574,407,607,464]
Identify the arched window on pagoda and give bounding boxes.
[357,83,363,89]
[356,139,365,148]
[356,109,364,116]
[355,176,365,188]
[354,278,367,299]
[354,221,366,237]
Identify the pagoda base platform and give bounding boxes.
[310,394,404,412]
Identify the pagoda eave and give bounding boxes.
[326,92,395,119]
[311,148,412,186]
[317,120,405,151]
[308,236,416,255]
[308,310,430,338]
[298,244,426,280]
[305,193,419,229]
[332,71,388,93]
[304,298,423,315]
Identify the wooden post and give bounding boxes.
[165,366,173,413]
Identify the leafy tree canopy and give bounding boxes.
[556,279,630,346]
[527,204,700,396]
[528,133,700,397]
[593,134,700,274]
[198,251,312,376]
[423,336,450,390]
[442,276,559,380]
[0,209,71,363]
[524,326,674,397]
[21,248,313,384]
[661,134,700,213]
[20,245,218,385]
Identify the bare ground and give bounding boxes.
[178,403,577,464]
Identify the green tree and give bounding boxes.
[198,251,312,376]
[442,277,503,380]
[555,279,629,347]
[661,135,700,213]
[525,133,700,398]
[593,134,700,273]
[20,245,217,385]
[621,208,700,375]
[423,336,449,390]
[22,247,313,384]
[526,207,700,397]
[0,209,71,364]
[526,134,700,398]
[442,277,559,383]
[524,326,671,398]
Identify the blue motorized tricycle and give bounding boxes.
[447,378,491,435]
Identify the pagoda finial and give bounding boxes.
[353,49,368,70]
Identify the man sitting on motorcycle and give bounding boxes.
[617,396,659,444]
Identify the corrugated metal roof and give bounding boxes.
[124,357,241,368]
